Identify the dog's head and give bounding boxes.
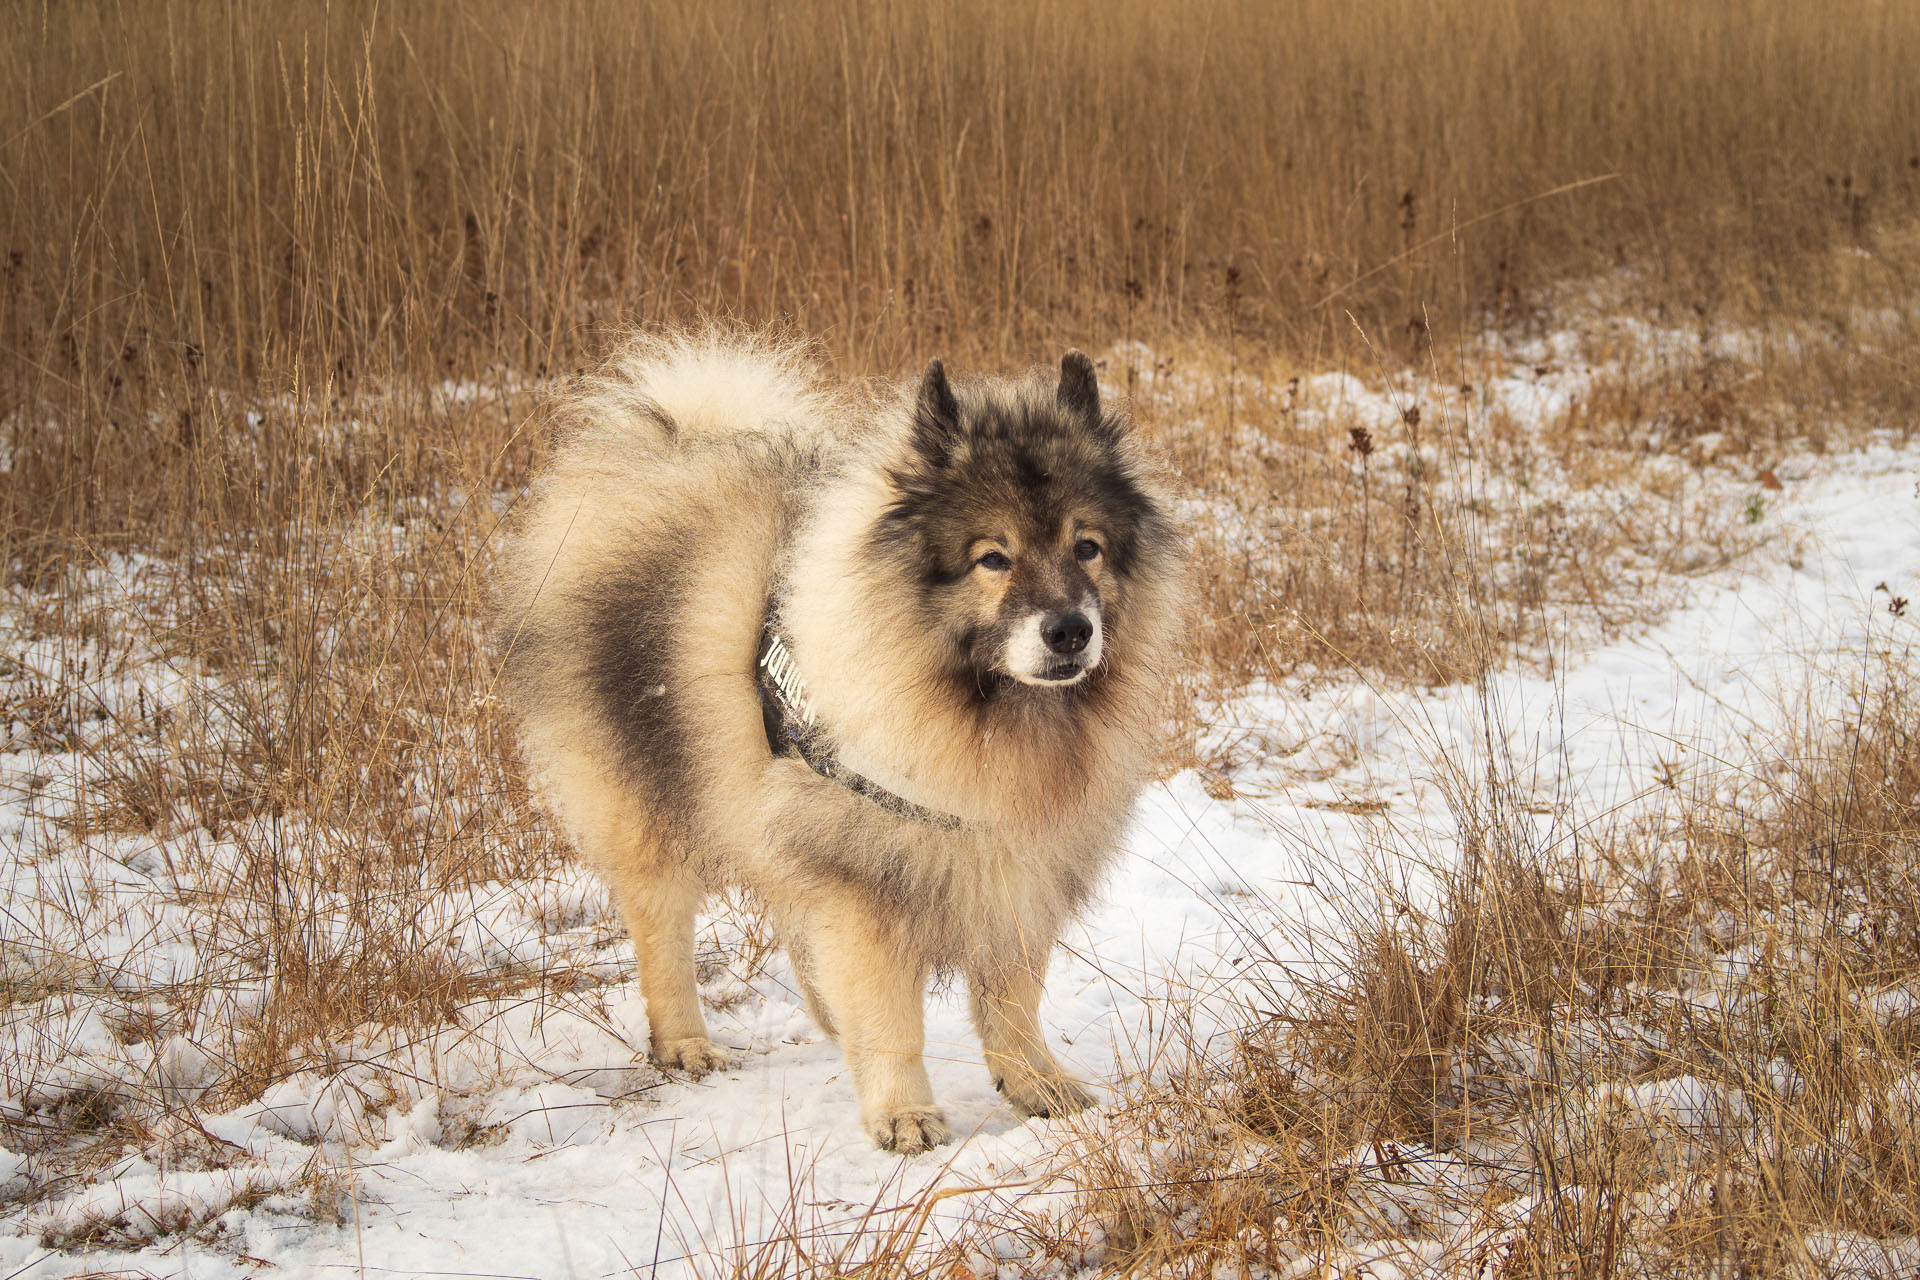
[873,351,1172,691]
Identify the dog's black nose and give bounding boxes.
[1043,612,1093,655]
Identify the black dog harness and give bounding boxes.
[756,624,968,831]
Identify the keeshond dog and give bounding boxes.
[495,331,1185,1152]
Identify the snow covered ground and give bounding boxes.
[0,379,1915,1276]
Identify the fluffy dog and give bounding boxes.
[496,331,1185,1152]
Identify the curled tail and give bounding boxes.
[497,326,829,717]
[560,327,836,451]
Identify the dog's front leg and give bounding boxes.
[970,960,1098,1119]
[803,901,948,1153]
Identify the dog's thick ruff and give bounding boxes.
[495,328,1186,1151]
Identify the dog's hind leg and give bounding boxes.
[611,868,730,1077]
[970,959,1097,1119]
[785,935,837,1038]
[800,901,947,1153]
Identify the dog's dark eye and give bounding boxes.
[1073,539,1101,562]
[977,550,1012,571]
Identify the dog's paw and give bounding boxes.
[867,1105,950,1154]
[653,1037,730,1077]
[996,1071,1098,1119]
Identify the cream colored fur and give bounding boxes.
[496,329,1186,1152]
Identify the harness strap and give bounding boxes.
[756,624,967,832]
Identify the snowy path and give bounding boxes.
[1,444,1914,1278]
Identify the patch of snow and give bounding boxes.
[483,1083,614,1148]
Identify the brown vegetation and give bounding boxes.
[1023,629,1920,1277]
[6,0,1920,548]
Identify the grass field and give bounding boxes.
[3,1,1919,1273]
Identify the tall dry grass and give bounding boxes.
[6,0,1920,548]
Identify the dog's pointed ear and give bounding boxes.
[1058,350,1100,421]
[912,358,960,465]
[1060,350,1123,441]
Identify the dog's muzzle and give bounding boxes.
[1008,604,1102,686]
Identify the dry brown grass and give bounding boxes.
[6,0,1920,548]
[1017,627,1920,1277]
[3,0,1920,1269]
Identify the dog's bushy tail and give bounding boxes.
[561,327,834,451]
